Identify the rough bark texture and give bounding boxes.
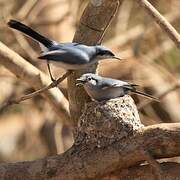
[0,96,179,180]
[74,95,144,148]
[102,162,180,180]
[67,0,123,125]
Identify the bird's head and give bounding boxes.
[95,46,122,60]
[76,73,100,87]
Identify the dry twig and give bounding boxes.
[2,71,72,108]
[136,0,180,48]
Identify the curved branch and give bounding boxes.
[104,162,180,180]
[0,123,179,180]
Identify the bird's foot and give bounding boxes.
[49,76,58,87]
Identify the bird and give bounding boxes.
[7,19,122,81]
[76,73,159,102]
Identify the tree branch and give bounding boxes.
[2,71,72,107]
[135,0,180,48]
[67,0,124,125]
[104,162,180,180]
[0,96,179,180]
[0,41,70,124]
[0,123,179,180]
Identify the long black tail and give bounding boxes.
[7,19,54,48]
[133,90,159,102]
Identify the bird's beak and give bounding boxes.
[101,55,124,60]
[111,56,124,60]
[76,79,86,86]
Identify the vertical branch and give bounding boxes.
[67,0,124,125]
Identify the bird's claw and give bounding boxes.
[51,78,58,87]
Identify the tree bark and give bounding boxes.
[67,0,124,125]
[102,162,180,180]
[0,96,179,180]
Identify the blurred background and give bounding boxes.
[0,0,179,162]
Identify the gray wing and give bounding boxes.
[100,78,138,90]
[38,48,90,65]
[99,78,122,90]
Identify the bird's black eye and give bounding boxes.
[87,77,92,81]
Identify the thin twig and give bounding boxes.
[3,71,72,108]
[136,0,180,49]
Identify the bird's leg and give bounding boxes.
[47,61,56,82]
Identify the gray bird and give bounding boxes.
[76,73,159,101]
[7,20,122,80]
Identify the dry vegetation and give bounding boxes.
[0,0,179,179]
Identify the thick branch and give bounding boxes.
[0,41,70,124]
[136,0,180,48]
[104,162,180,180]
[67,0,124,125]
[0,123,179,179]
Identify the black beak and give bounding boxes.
[109,52,125,60]
[76,79,86,86]
[111,56,124,60]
